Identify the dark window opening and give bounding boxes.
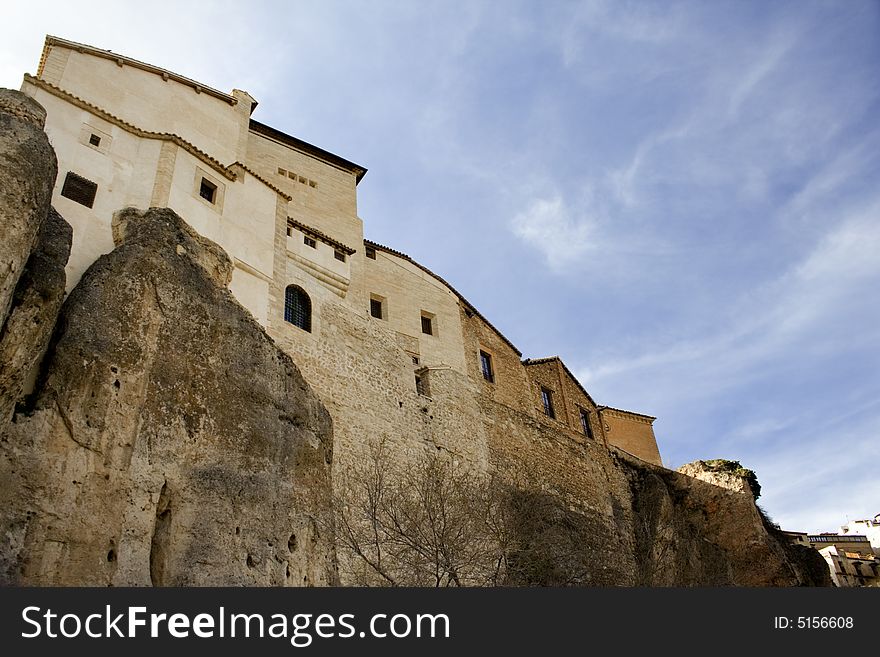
[334,250,346,262]
[411,355,420,365]
[286,226,292,237]
[88,133,101,147]
[199,177,217,203]
[541,387,555,419]
[60,171,98,208]
[304,236,317,249]
[480,350,494,383]
[365,246,376,259]
[580,408,594,439]
[421,314,433,335]
[415,373,429,397]
[370,297,383,319]
[284,285,312,332]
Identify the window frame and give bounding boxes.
[283,284,312,333]
[541,386,555,419]
[579,407,594,439]
[420,311,435,336]
[60,171,98,208]
[199,177,217,204]
[479,350,495,383]
[369,295,385,320]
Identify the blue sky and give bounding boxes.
[2,1,878,533]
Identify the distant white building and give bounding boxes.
[841,514,880,557]
[817,544,880,588]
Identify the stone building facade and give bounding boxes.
[19,35,662,471]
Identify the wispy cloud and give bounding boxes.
[510,196,596,270]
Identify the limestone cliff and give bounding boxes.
[0,202,336,584]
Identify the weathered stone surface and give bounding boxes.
[484,398,829,586]
[677,459,761,498]
[0,207,71,422]
[0,207,336,586]
[0,89,56,327]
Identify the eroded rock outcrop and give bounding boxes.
[483,401,830,586]
[0,89,57,329]
[0,208,71,422]
[0,90,65,424]
[0,207,336,586]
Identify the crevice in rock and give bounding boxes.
[149,481,172,587]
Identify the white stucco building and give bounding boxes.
[20,35,664,470]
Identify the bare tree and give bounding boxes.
[333,441,507,586]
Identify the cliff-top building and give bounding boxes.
[20,35,662,470]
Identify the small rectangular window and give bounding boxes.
[60,171,98,208]
[480,350,494,383]
[365,246,376,260]
[411,355,420,365]
[334,250,346,262]
[308,180,317,188]
[370,297,383,319]
[286,226,293,237]
[88,133,101,147]
[278,167,286,175]
[298,176,307,184]
[199,177,217,203]
[288,171,297,180]
[304,236,317,248]
[580,408,594,439]
[415,373,430,396]
[541,387,555,419]
[421,314,433,335]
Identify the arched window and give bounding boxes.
[284,285,311,332]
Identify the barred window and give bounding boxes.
[284,285,311,332]
[199,177,217,203]
[541,387,555,419]
[60,171,97,208]
[480,350,494,383]
[580,408,594,439]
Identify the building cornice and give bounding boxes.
[23,75,293,204]
[40,36,238,106]
[289,218,356,255]
[597,405,657,423]
[250,120,367,184]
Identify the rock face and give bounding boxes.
[0,206,337,585]
[0,208,71,422]
[0,90,64,424]
[0,90,57,330]
[484,401,830,586]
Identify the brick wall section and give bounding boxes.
[556,364,606,446]
[459,306,532,413]
[598,407,662,466]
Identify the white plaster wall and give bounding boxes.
[24,84,160,291]
[45,45,243,164]
[165,153,277,322]
[230,267,270,325]
[362,249,467,374]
